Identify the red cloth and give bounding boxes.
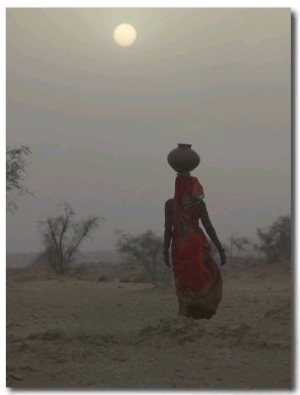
[174,174,204,211]
[172,174,211,293]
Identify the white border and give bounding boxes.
[2,1,297,394]
[2,0,297,7]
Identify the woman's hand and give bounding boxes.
[204,223,227,266]
[163,250,171,267]
[219,249,227,266]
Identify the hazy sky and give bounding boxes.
[6,7,291,253]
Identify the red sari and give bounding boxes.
[165,174,222,319]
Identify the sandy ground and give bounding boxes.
[6,261,292,390]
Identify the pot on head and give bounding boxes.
[167,144,200,173]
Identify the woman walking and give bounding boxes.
[163,144,226,320]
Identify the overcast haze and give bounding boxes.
[6,8,291,253]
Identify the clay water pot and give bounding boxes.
[167,144,200,173]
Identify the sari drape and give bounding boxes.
[168,174,222,319]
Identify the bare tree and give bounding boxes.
[6,145,32,213]
[254,215,291,263]
[230,235,251,258]
[115,229,167,285]
[38,203,104,274]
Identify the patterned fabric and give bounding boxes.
[174,173,204,211]
[165,174,222,320]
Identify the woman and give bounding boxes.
[163,173,226,320]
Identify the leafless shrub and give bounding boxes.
[6,145,33,213]
[37,202,104,274]
[115,229,172,285]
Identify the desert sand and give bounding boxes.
[6,260,292,389]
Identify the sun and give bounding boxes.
[113,23,137,47]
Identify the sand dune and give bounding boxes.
[6,260,292,389]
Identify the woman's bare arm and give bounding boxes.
[199,201,227,265]
[163,200,173,266]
